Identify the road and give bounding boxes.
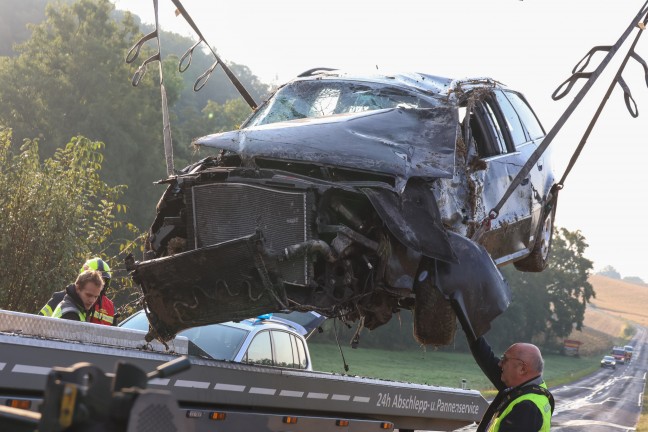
[450,327,647,432]
[551,327,647,431]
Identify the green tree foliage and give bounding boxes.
[0,0,49,56]
[0,0,272,229]
[0,127,137,313]
[203,99,253,132]
[489,228,595,351]
[0,0,171,227]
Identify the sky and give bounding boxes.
[112,0,648,281]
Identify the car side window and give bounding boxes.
[294,335,308,369]
[244,331,273,366]
[466,98,509,158]
[272,330,296,368]
[495,90,528,148]
[502,91,545,140]
[482,99,508,155]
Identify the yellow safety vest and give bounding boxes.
[487,383,552,432]
[39,304,54,317]
[52,303,86,322]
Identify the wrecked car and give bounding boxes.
[131,70,557,345]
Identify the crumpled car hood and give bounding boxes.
[195,106,458,184]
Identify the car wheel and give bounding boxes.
[514,198,557,272]
[412,260,456,346]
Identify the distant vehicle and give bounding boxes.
[624,345,634,361]
[600,355,617,369]
[131,71,557,346]
[611,347,626,365]
[119,310,324,371]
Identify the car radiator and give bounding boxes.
[190,183,312,285]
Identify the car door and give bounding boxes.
[467,90,534,265]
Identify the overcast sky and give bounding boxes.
[113,0,648,281]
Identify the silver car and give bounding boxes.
[131,71,557,346]
[119,310,323,370]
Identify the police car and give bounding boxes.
[119,310,324,371]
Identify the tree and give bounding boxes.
[0,0,49,56]
[488,228,595,351]
[0,0,170,228]
[0,127,138,313]
[0,0,272,229]
[598,265,621,279]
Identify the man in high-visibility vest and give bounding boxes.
[39,258,117,325]
[52,270,103,321]
[468,336,555,431]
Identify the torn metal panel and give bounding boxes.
[361,180,457,264]
[196,106,458,192]
[133,234,287,341]
[436,233,511,339]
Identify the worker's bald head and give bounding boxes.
[499,342,544,387]
[512,343,544,374]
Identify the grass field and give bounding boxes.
[307,275,642,395]
[309,343,602,393]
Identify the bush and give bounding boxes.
[0,127,139,313]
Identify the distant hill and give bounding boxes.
[565,274,646,355]
[588,274,648,327]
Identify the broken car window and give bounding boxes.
[482,100,508,155]
[495,90,527,148]
[247,80,436,127]
[502,92,545,141]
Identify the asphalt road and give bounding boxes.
[449,327,646,432]
[551,327,647,431]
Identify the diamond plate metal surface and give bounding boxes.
[0,309,187,354]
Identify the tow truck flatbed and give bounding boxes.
[0,310,486,431]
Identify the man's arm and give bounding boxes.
[497,400,543,431]
[468,336,506,391]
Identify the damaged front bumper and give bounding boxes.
[131,174,510,343]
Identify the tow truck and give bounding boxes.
[0,309,487,431]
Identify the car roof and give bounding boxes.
[120,310,305,336]
[221,317,303,334]
[289,69,504,99]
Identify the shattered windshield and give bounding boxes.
[246,80,436,127]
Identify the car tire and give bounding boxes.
[514,197,557,272]
[412,260,456,346]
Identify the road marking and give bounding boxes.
[331,394,351,401]
[214,383,245,392]
[353,396,371,403]
[249,387,276,395]
[12,364,50,375]
[148,378,170,386]
[307,392,328,399]
[0,362,5,371]
[279,390,304,398]
[175,379,210,389]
